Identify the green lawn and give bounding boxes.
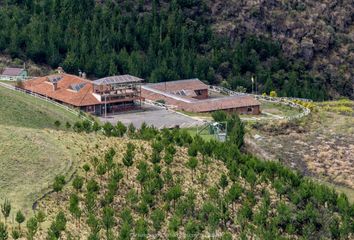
[186,127,216,141]
[260,100,302,117]
[0,80,16,85]
[0,86,81,129]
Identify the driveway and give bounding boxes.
[99,104,205,129]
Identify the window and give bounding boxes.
[247,107,253,112]
[86,105,95,112]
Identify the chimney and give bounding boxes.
[57,67,64,74]
[53,82,58,91]
[82,72,87,79]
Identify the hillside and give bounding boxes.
[0,0,352,100]
[0,85,81,212]
[0,85,352,239]
[0,85,80,129]
[246,100,354,202]
[208,0,354,99]
[25,126,354,239]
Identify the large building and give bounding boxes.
[142,79,260,114]
[23,73,143,115]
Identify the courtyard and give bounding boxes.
[99,104,205,129]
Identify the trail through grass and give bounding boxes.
[0,125,80,215]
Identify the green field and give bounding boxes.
[258,100,302,117]
[0,86,83,215]
[186,127,216,141]
[0,80,16,85]
[0,86,80,129]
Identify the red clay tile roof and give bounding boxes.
[185,96,261,112]
[23,74,100,107]
[148,79,208,92]
[1,67,25,76]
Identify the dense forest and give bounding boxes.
[0,0,331,100]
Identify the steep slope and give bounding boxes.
[1,0,352,100]
[0,85,80,130]
[17,127,354,239]
[208,0,354,98]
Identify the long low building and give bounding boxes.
[23,73,143,115]
[142,79,260,114]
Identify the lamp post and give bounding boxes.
[105,94,107,119]
[251,76,254,94]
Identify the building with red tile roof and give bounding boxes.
[23,73,143,115]
[142,79,261,114]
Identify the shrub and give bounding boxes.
[270,91,278,98]
[73,121,84,132]
[82,120,92,132]
[54,120,61,128]
[115,121,127,137]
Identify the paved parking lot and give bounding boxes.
[99,105,204,129]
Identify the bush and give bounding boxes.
[54,120,61,128]
[73,121,84,132]
[115,121,127,137]
[270,91,278,98]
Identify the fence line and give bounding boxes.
[0,82,92,123]
[209,85,311,121]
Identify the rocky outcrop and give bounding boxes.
[207,0,354,98]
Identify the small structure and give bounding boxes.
[23,73,143,115]
[142,79,260,115]
[0,67,28,81]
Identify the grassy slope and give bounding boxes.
[258,100,302,118]
[246,100,354,202]
[0,86,80,130]
[0,86,82,214]
[0,126,80,214]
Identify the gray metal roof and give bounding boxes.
[1,67,25,76]
[93,75,143,85]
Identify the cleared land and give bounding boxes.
[0,126,79,214]
[246,100,354,201]
[259,100,302,118]
[0,86,82,214]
